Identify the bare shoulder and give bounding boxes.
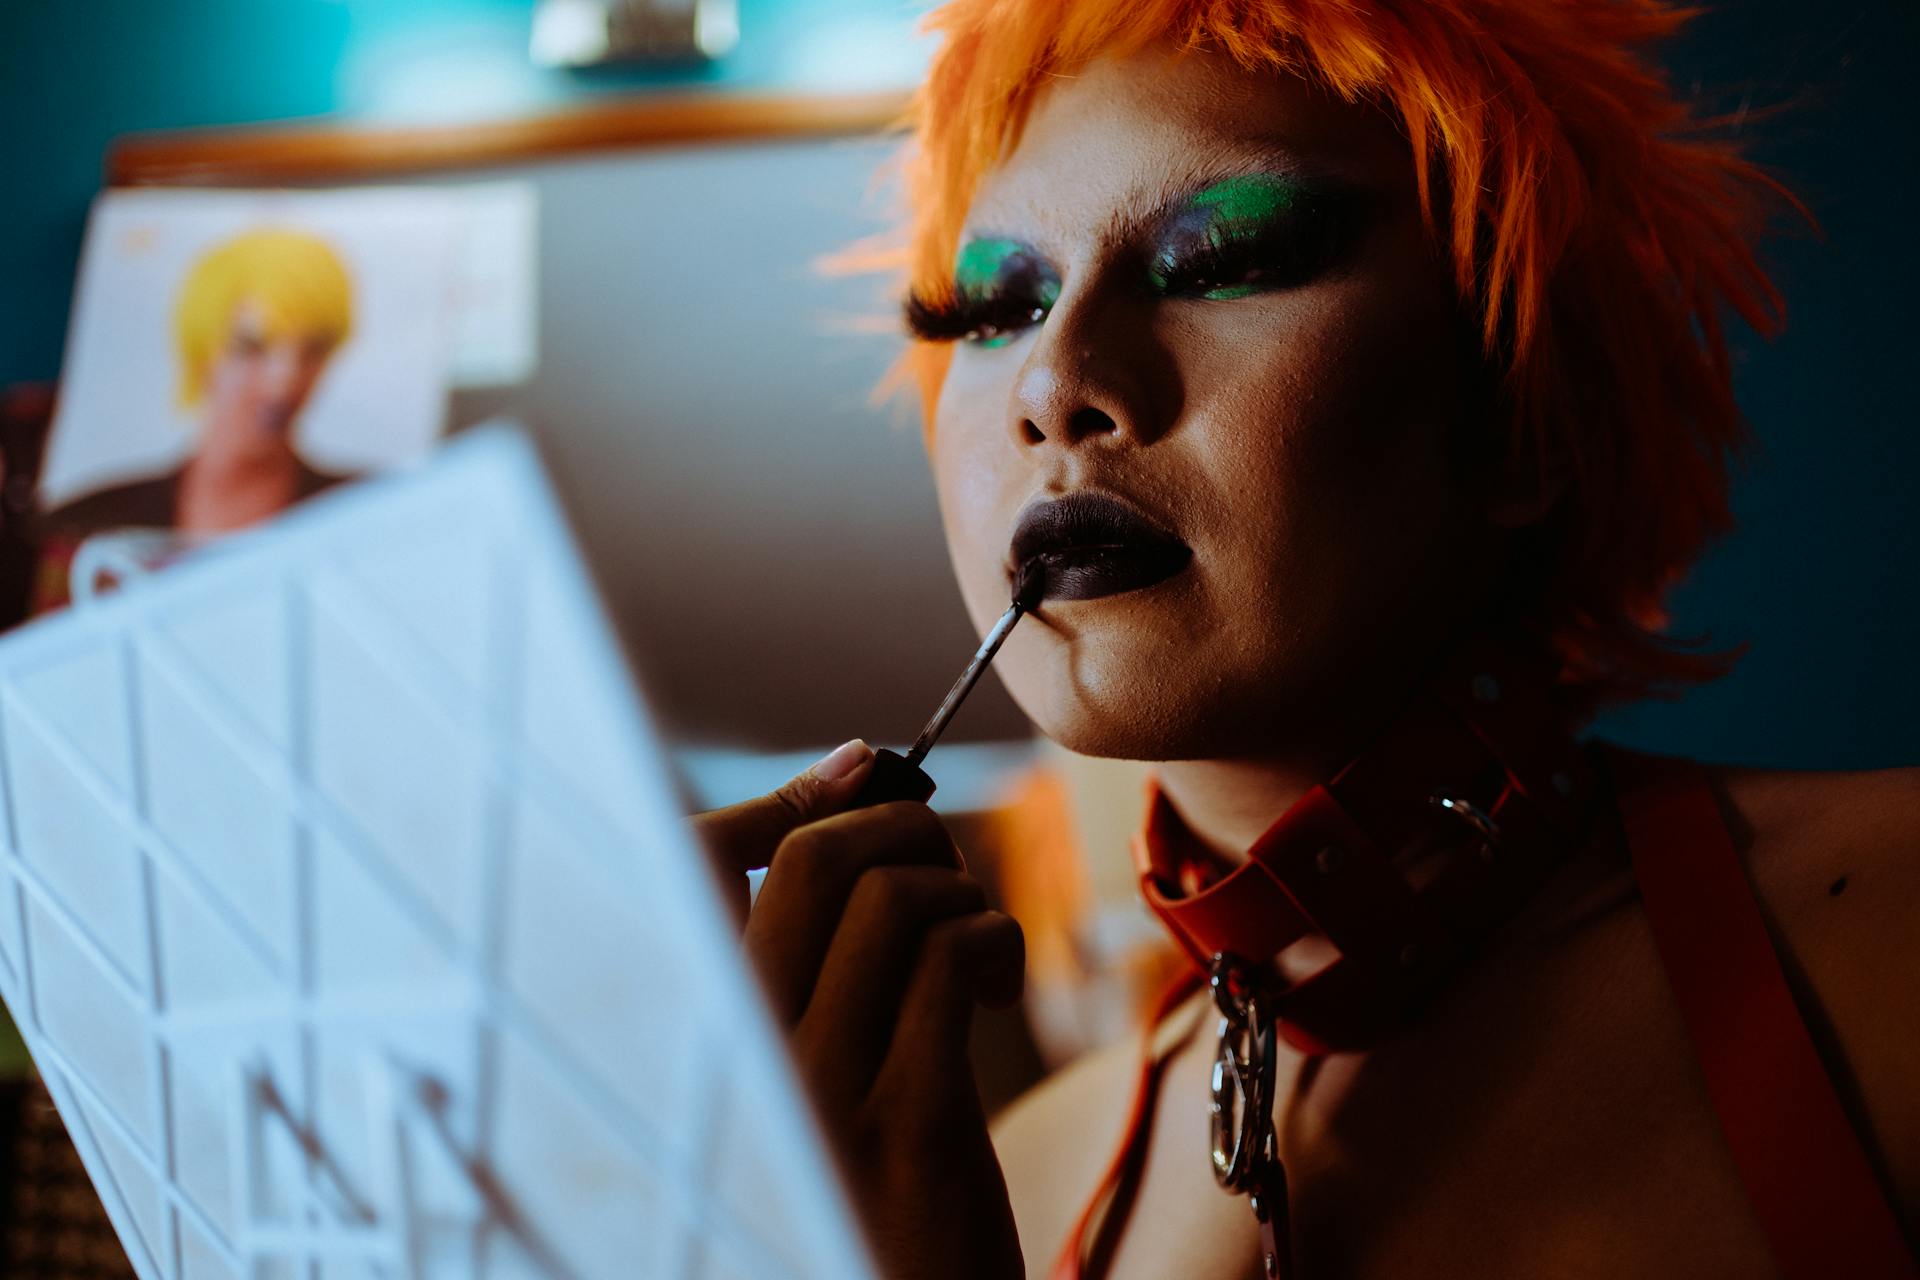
[1701,758,1920,1211]
[1709,758,1920,855]
[990,1029,1144,1278]
[991,996,1209,1279]
[1703,758,1920,926]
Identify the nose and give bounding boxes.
[1008,284,1162,449]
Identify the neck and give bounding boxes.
[1151,637,1470,865]
[1151,568,1542,866]
[191,415,299,477]
[176,421,304,535]
[1153,754,1329,865]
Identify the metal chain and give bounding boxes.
[1208,952,1292,1278]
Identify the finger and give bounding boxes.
[691,739,878,878]
[745,802,963,1021]
[871,911,1025,1111]
[790,866,989,1101]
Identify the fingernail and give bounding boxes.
[811,738,873,783]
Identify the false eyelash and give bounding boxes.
[1154,216,1349,298]
[1155,234,1310,297]
[903,289,1047,344]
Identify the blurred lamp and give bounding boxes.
[531,0,739,65]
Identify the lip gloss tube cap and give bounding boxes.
[849,748,937,807]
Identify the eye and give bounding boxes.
[1151,222,1338,301]
[964,302,1049,349]
[1155,239,1271,300]
[905,241,1061,350]
[1145,182,1359,303]
[905,290,1051,347]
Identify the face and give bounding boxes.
[201,298,336,445]
[922,46,1509,764]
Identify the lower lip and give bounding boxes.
[1032,545,1193,602]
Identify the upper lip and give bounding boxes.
[1008,492,1188,576]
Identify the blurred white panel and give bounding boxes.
[77,1096,168,1274]
[0,424,876,1280]
[4,705,150,982]
[138,644,298,973]
[502,786,702,1144]
[308,592,490,951]
[26,896,157,1150]
[159,586,295,754]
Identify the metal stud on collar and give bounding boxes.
[1429,790,1502,859]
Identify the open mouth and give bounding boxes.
[1009,492,1193,603]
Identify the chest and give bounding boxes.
[1078,887,1780,1279]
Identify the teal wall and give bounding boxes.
[0,0,928,388]
[1587,0,1920,767]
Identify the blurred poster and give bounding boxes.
[41,188,460,516]
[31,184,543,611]
[448,182,540,388]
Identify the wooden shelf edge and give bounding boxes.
[108,88,914,187]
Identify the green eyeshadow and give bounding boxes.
[951,237,1061,347]
[955,237,1023,294]
[1188,174,1302,224]
[1147,173,1327,300]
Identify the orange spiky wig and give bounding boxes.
[882,0,1801,712]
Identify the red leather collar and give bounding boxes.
[1133,630,1599,1055]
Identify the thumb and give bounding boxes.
[695,738,877,877]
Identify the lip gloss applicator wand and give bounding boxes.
[851,560,1048,807]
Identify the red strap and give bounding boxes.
[1612,749,1918,1278]
[1129,643,1596,1056]
[1050,969,1204,1280]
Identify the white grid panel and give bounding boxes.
[0,426,877,1280]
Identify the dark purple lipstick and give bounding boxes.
[1010,492,1192,602]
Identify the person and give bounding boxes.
[33,228,355,609]
[694,1,1920,1277]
